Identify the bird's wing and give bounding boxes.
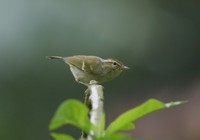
[64,55,102,74]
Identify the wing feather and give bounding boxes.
[64,55,103,74]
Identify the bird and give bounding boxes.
[47,55,129,86]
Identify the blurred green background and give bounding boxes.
[1,0,200,140]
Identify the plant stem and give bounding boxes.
[82,80,104,140]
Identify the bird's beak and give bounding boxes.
[121,65,130,70]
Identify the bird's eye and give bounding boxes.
[113,62,117,65]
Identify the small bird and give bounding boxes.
[47,55,129,86]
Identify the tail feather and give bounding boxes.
[47,56,63,59]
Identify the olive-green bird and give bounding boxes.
[47,55,129,86]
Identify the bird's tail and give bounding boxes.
[46,56,63,59]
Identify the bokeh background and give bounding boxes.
[1,0,200,140]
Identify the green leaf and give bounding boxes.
[106,99,186,134]
[119,123,136,131]
[51,133,75,140]
[49,99,92,133]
